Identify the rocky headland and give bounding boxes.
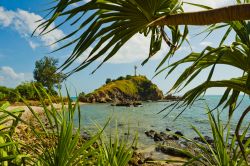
[79,75,164,104]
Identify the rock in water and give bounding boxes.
[165,128,171,132]
[154,133,164,142]
[175,131,184,137]
[145,130,156,138]
[194,136,214,144]
[111,101,142,107]
[156,145,191,158]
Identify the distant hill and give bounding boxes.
[79,75,164,103]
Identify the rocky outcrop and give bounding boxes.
[111,101,142,107]
[145,129,180,142]
[194,136,214,144]
[155,146,192,158]
[163,94,182,101]
[79,75,164,103]
[144,129,201,159]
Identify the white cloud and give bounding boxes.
[76,33,169,64]
[0,66,33,86]
[0,7,15,27]
[1,66,25,80]
[68,1,229,65]
[183,0,235,12]
[28,41,39,50]
[200,41,213,47]
[0,6,65,50]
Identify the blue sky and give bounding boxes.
[0,0,242,96]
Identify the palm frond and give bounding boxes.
[37,0,189,75]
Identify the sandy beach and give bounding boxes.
[7,102,86,120]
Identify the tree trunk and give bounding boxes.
[150,4,250,26]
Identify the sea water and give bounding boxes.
[74,95,250,148]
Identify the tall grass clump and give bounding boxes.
[15,86,107,165]
[97,124,137,166]
[0,85,136,165]
[170,109,250,166]
[0,102,28,165]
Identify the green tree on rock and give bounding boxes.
[33,56,65,94]
[105,78,112,84]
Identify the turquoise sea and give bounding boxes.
[74,95,250,148]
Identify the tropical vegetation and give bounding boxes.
[0,86,19,103]
[1,0,250,165]
[0,87,135,165]
[36,0,250,155]
[0,82,59,103]
[0,103,27,165]
[155,1,250,158]
[170,109,250,165]
[34,56,65,93]
[0,56,66,103]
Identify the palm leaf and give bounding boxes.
[37,0,188,75]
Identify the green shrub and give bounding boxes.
[6,89,19,103]
[117,76,125,81]
[16,82,36,100]
[15,82,58,101]
[79,91,85,98]
[105,78,112,84]
[78,91,86,102]
[15,87,105,165]
[0,102,28,165]
[125,75,132,80]
[0,92,6,101]
[0,86,15,102]
[97,125,136,166]
[0,86,136,165]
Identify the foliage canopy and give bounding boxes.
[33,56,65,93]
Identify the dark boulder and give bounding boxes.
[166,128,171,132]
[159,132,178,140]
[133,101,142,107]
[111,101,142,107]
[156,146,191,158]
[160,132,168,139]
[154,133,164,142]
[164,94,182,101]
[81,131,91,140]
[194,136,214,144]
[145,130,156,138]
[175,131,184,136]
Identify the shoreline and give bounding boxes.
[7,101,249,165]
[6,102,189,165]
[7,102,87,120]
